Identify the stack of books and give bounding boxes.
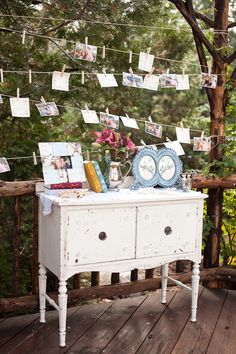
[44,182,83,195]
[84,160,108,193]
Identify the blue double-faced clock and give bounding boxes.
[130,147,182,190]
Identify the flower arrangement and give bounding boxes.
[92,128,137,161]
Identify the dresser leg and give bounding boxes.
[39,264,47,323]
[161,263,169,304]
[58,280,68,347]
[191,262,200,322]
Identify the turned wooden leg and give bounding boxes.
[39,264,47,323]
[191,262,200,322]
[161,263,169,304]
[58,280,68,347]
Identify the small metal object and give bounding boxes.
[98,231,107,240]
[164,226,172,235]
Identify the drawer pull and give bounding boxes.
[98,231,107,241]
[164,226,172,235]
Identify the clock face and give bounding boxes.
[158,156,176,180]
[138,155,156,180]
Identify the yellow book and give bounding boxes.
[84,161,103,193]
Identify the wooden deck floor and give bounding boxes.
[0,286,235,354]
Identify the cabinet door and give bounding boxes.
[67,207,136,265]
[136,203,198,258]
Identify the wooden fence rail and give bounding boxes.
[0,175,235,314]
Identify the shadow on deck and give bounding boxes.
[0,286,235,354]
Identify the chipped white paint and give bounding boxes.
[37,188,207,347]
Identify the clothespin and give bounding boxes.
[32,152,37,165]
[22,29,26,44]
[148,115,152,123]
[129,50,132,64]
[85,104,89,112]
[129,67,134,76]
[201,131,204,139]
[81,71,85,85]
[180,120,184,129]
[140,139,147,146]
[85,36,88,49]
[147,67,155,77]
[105,107,109,115]
[41,96,46,105]
[17,88,20,99]
[61,64,66,77]
[166,68,170,75]
[146,47,151,57]
[0,69,3,83]
[29,69,32,84]
[86,150,90,161]
[166,137,172,143]
[102,68,107,76]
[102,45,106,59]
[182,67,186,76]
[208,66,211,76]
[125,113,130,120]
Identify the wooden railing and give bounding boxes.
[0,175,235,314]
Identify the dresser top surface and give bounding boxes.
[38,188,208,207]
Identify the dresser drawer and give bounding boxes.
[67,207,136,265]
[136,202,198,258]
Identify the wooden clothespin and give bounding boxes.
[32,152,37,165]
[201,131,204,139]
[129,67,134,76]
[61,64,66,77]
[166,137,172,143]
[147,67,155,77]
[0,69,3,83]
[129,50,133,64]
[125,113,130,120]
[102,45,106,59]
[102,68,107,76]
[180,120,184,129]
[146,47,151,57]
[140,139,147,146]
[85,104,89,112]
[85,37,88,49]
[22,29,26,44]
[166,68,170,75]
[148,115,152,123]
[81,71,85,85]
[17,88,20,99]
[208,66,211,76]
[182,67,186,76]
[41,96,46,105]
[29,69,32,84]
[105,107,109,115]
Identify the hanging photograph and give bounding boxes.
[193,137,211,152]
[74,42,97,62]
[176,127,191,144]
[200,73,217,89]
[145,121,162,138]
[143,74,159,91]
[0,157,10,173]
[160,74,178,88]
[81,109,99,124]
[138,52,155,72]
[52,71,71,91]
[123,72,143,88]
[120,115,139,129]
[100,112,119,129]
[10,97,30,117]
[176,74,190,90]
[164,141,185,156]
[97,73,118,87]
[36,102,59,117]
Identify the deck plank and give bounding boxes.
[67,295,147,354]
[136,288,204,354]
[171,288,228,354]
[101,290,176,354]
[207,290,236,354]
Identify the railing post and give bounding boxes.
[32,196,39,294]
[13,197,21,297]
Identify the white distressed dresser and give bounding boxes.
[38,188,208,347]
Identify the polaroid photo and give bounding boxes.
[176,74,190,90]
[200,73,217,89]
[138,52,155,72]
[193,137,211,152]
[10,97,30,117]
[143,74,159,91]
[38,142,53,157]
[66,143,82,156]
[36,102,59,117]
[81,109,99,124]
[0,94,3,103]
[120,116,139,129]
[74,42,97,62]
[52,71,71,91]
[176,127,191,144]
[97,73,118,88]
[100,112,119,129]
[164,141,185,156]
[160,74,178,88]
[145,121,162,138]
[0,157,10,173]
[123,72,143,88]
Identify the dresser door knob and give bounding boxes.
[164,226,172,235]
[98,231,107,240]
